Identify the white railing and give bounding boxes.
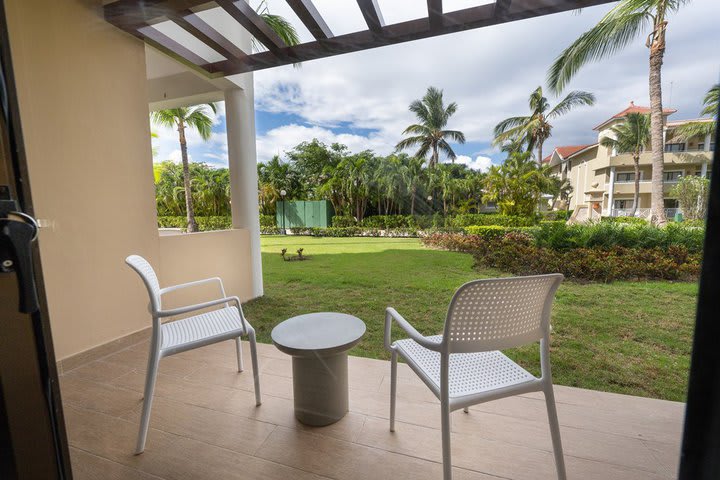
[610,208,651,218]
[665,208,680,218]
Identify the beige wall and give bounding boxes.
[158,230,253,310]
[6,0,160,359]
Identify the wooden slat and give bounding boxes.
[173,12,249,61]
[215,0,287,53]
[104,0,617,76]
[286,0,333,40]
[356,0,385,33]
[494,0,513,19]
[426,0,443,30]
[138,25,219,72]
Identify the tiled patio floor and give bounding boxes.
[59,338,683,480]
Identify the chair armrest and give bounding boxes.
[384,307,442,352]
[156,296,241,318]
[160,277,227,297]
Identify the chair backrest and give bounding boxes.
[443,274,563,353]
[125,255,162,314]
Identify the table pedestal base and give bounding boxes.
[291,353,348,426]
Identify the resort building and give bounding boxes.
[545,102,715,217]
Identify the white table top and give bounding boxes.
[271,312,366,356]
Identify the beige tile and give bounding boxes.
[70,448,165,480]
[255,426,497,480]
[356,416,557,479]
[103,348,207,378]
[184,363,293,399]
[65,406,329,480]
[61,376,141,417]
[643,439,681,477]
[64,360,134,383]
[121,396,275,455]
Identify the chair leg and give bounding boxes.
[248,329,262,406]
[390,349,397,432]
[544,386,567,480]
[463,407,469,414]
[441,399,452,480]
[136,348,161,455]
[235,337,244,372]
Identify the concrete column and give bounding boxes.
[225,85,263,298]
[608,167,616,216]
[705,133,712,152]
[701,161,708,178]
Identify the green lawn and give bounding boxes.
[243,235,697,402]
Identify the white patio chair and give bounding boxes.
[125,255,261,454]
[384,274,566,480]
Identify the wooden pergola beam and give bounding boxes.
[286,0,333,40]
[104,0,616,76]
[215,0,287,54]
[356,0,385,34]
[427,0,443,30]
[173,12,249,61]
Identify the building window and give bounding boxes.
[664,143,686,153]
[698,143,705,151]
[664,199,679,209]
[711,142,716,151]
[614,199,634,210]
[663,171,682,183]
[616,172,635,183]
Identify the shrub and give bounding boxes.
[259,214,275,228]
[539,210,572,221]
[463,225,538,239]
[332,215,357,227]
[421,232,701,282]
[158,216,232,231]
[601,216,648,225]
[361,215,416,229]
[450,214,536,227]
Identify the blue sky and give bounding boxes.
[153,0,720,173]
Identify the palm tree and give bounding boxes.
[401,156,426,215]
[150,103,217,232]
[600,113,651,217]
[253,1,300,52]
[674,83,719,141]
[493,86,595,165]
[547,0,691,225]
[396,87,466,168]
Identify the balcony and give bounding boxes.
[609,151,712,168]
[60,338,682,480]
[609,208,680,218]
[606,181,680,195]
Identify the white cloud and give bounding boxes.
[253,0,720,160]
[454,155,494,172]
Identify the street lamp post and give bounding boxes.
[280,189,287,235]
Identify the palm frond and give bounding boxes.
[547,6,652,93]
[548,90,596,118]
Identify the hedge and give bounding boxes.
[600,216,648,225]
[463,225,539,239]
[158,216,232,231]
[449,214,536,227]
[259,214,275,228]
[422,231,701,282]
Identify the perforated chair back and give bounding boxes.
[443,274,563,353]
[126,254,162,313]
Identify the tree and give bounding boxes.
[150,103,217,232]
[482,152,557,217]
[547,0,691,225]
[493,86,595,164]
[600,112,651,217]
[670,176,710,220]
[674,83,719,141]
[252,1,300,52]
[401,156,426,215]
[396,87,466,168]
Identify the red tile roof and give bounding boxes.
[544,144,595,163]
[593,101,676,130]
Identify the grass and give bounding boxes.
[243,235,697,402]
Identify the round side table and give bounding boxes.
[271,312,366,426]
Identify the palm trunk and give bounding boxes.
[178,120,198,233]
[537,140,544,166]
[410,185,416,215]
[632,154,640,217]
[648,18,668,225]
[431,144,438,168]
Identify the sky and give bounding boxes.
[152,0,720,173]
